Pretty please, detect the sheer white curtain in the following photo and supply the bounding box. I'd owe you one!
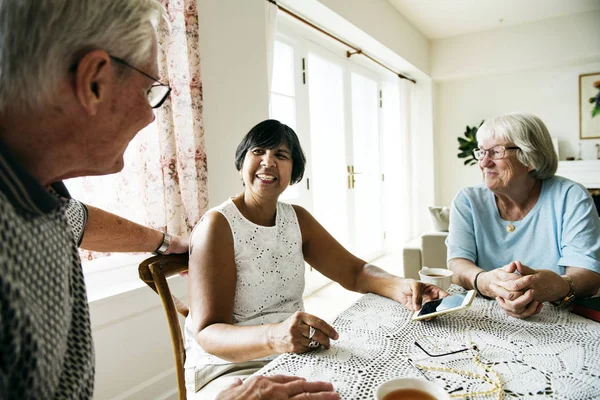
[265,1,278,93]
[382,78,416,250]
[398,79,418,242]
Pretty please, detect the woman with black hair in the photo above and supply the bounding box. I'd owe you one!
[184,120,446,399]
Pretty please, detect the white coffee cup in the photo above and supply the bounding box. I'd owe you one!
[376,377,450,400]
[418,267,453,291]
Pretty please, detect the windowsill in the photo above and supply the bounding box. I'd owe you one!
[83,253,153,303]
[83,252,402,304]
[83,252,335,304]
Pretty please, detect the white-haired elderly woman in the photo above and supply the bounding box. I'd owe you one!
[447,113,600,319]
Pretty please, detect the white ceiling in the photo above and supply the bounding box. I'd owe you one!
[387,0,600,40]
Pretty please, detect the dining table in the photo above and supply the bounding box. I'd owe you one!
[254,286,600,399]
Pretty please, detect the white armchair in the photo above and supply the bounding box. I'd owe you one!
[401,206,450,280]
[402,231,449,280]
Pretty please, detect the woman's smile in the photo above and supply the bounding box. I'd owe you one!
[256,173,278,183]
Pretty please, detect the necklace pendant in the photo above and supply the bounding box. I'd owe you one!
[506,223,515,233]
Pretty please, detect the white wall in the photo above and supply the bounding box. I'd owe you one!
[197,0,271,207]
[431,11,600,80]
[316,0,430,75]
[433,11,600,207]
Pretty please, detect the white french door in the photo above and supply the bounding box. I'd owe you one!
[305,49,350,250]
[270,27,399,292]
[348,68,383,261]
[303,41,384,261]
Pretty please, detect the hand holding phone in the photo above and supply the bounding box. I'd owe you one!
[412,290,476,321]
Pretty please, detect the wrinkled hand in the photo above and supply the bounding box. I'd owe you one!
[396,279,448,311]
[490,261,568,316]
[164,234,189,255]
[478,262,531,301]
[268,311,338,354]
[217,375,340,400]
[486,261,545,319]
[161,234,189,276]
[495,291,543,319]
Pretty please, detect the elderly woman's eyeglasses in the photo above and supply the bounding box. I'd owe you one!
[109,56,172,109]
[473,145,520,161]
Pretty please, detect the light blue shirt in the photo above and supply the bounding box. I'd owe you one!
[446,176,600,275]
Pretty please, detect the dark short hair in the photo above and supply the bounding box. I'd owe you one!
[234,119,306,184]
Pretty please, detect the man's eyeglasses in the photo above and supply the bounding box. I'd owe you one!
[110,55,171,109]
[414,336,475,358]
[473,145,520,161]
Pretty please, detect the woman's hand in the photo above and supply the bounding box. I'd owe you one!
[479,262,533,300]
[267,311,339,354]
[495,290,543,318]
[218,375,340,400]
[491,261,568,303]
[396,279,448,311]
[486,261,547,318]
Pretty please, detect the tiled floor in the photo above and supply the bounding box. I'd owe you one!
[304,250,403,323]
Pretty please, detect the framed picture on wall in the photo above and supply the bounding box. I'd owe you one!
[579,72,600,139]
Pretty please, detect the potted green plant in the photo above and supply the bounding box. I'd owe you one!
[590,80,600,118]
[457,121,484,166]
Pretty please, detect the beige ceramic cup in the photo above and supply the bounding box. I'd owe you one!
[418,267,453,291]
[376,377,450,400]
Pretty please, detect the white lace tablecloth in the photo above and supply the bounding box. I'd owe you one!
[255,287,600,399]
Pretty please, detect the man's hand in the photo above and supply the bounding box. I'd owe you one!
[396,279,448,311]
[163,234,189,255]
[217,375,340,399]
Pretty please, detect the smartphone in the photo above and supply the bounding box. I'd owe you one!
[412,290,476,321]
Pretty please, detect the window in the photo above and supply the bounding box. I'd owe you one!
[64,121,163,261]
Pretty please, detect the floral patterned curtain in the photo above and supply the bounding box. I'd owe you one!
[155,0,209,234]
[65,0,208,261]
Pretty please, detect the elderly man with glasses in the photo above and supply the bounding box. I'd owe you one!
[446,113,600,319]
[0,1,338,399]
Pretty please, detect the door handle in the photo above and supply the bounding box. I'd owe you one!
[349,165,362,175]
[347,165,361,189]
[347,165,352,189]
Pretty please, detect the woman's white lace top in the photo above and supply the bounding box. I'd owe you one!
[184,198,306,368]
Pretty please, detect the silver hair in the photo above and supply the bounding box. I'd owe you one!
[477,113,558,180]
[0,0,163,113]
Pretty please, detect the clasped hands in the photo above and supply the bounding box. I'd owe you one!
[477,261,568,318]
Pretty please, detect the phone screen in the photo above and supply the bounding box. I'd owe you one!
[416,292,467,316]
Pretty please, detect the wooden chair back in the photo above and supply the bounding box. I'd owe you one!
[138,253,189,400]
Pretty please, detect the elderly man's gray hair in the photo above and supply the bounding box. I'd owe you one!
[477,113,558,180]
[0,0,163,113]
